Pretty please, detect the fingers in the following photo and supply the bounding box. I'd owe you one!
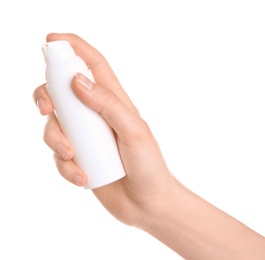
[46,33,137,114]
[33,84,87,186]
[53,154,88,187]
[44,113,74,161]
[32,84,53,115]
[73,73,152,146]
[44,113,88,187]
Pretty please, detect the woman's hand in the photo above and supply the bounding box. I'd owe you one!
[33,33,176,230]
[34,33,265,259]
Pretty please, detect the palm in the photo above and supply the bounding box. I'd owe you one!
[92,137,171,227]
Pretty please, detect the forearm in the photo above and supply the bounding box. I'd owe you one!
[144,178,265,259]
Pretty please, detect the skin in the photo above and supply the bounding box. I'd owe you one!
[33,33,265,259]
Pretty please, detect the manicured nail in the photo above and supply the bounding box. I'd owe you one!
[56,144,71,160]
[73,175,86,187]
[75,73,94,90]
[37,98,45,113]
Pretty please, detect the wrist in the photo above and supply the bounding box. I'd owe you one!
[138,175,184,232]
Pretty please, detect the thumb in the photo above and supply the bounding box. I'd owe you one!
[72,73,151,146]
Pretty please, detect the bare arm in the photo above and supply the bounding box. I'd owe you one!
[145,180,265,259]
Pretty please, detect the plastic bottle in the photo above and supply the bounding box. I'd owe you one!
[42,40,126,189]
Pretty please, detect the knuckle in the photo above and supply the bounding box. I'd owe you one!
[43,125,50,145]
[126,118,152,143]
[43,115,53,144]
[32,84,45,103]
[100,88,120,114]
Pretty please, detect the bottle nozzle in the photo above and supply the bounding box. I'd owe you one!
[42,40,75,65]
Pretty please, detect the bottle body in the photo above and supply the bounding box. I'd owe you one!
[43,41,126,189]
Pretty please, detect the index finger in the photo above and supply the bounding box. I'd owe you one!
[46,33,137,113]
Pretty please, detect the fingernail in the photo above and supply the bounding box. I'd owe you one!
[73,175,86,187]
[56,144,72,160]
[75,73,94,90]
[37,98,45,113]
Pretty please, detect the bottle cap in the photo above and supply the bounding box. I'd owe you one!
[42,40,75,65]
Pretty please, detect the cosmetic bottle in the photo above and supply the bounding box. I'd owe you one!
[42,40,126,189]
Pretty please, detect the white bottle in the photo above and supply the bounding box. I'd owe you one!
[42,40,126,189]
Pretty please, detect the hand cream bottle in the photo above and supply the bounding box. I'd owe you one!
[42,40,126,189]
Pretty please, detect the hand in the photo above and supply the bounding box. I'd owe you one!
[33,33,176,230]
[34,33,265,259]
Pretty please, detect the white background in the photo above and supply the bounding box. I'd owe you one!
[0,1,264,259]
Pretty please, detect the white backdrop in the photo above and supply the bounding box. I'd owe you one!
[0,1,264,259]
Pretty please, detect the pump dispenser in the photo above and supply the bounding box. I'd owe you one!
[42,40,126,189]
